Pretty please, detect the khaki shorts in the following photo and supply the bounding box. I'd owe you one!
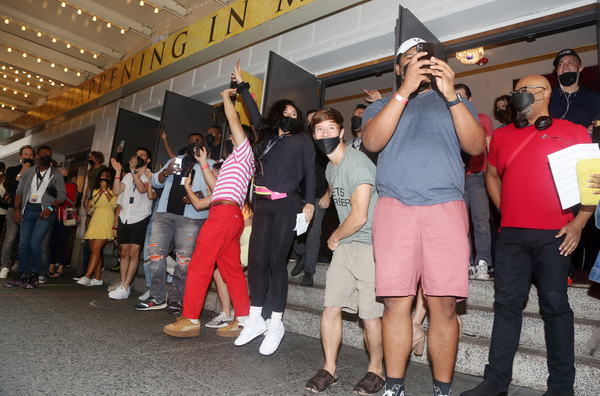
[324,242,383,319]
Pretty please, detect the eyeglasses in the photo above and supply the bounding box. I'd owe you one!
[510,86,546,95]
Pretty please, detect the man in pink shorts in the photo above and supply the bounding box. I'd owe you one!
[361,37,485,396]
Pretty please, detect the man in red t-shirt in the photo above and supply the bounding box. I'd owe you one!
[462,75,594,396]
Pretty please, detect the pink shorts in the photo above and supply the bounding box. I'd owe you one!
[373,197,469,299]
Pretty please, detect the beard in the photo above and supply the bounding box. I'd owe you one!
[397,64,431,96]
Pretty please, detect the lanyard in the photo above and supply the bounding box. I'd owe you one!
[36,169,47,191]
[260,133,289,160]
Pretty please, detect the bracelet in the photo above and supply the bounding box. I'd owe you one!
[115,176,120,180]
[47,206,54,211]
[394,93,408,104]
[201,164,209,170]
[112,227,117,230]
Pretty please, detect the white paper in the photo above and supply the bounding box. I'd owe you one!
[547,143,600,209]
[294,213,309,236]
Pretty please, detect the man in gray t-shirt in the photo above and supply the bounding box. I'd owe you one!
[304,108,384,396]
[361,37,485,396]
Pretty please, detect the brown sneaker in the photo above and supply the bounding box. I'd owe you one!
[217,318,242,337]
[163,317,200,337]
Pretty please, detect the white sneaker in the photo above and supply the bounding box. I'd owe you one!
[107,281,122,292]
[259,321,285,355]
[76,276,91,286]
[0,267,9,279]
[87,278,103,286]
[108,285,130,300]
[138,290,150,301]
[474,260,490,280]
[468,265,477,279]
[38,275,47,284]
[205,311,235,328]
[234,317,267,346]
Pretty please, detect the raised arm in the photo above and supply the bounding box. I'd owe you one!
[233,60,262,130]
[110,158,125,195]
[221,88,246,148]
[161,126,176,160]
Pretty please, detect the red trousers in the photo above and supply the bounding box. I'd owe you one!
[182,204,250,320]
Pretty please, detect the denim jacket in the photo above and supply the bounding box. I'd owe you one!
[151,155,214,220]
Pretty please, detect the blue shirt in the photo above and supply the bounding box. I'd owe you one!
[363,89,479,206]
[151,155,215,219]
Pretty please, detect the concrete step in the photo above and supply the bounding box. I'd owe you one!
[102,270,599,394]
[287,261,599,321]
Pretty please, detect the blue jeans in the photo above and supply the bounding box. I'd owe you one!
[18,204,56,275]
[465,172,492,265]
[148,212,204,303]
[589,205,600,283]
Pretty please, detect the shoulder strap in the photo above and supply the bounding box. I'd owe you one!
[501,130,538,178]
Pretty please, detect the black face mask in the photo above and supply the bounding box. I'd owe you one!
[100,178,111,185]
[314,136,340,155]
[351,116,363,131]
[511,92,535,113]
[39,156,52,168]
[279,116,299,133]
[22,158,35,166]
[496,109,508,120]
[88,159,95,166]
[205,134,216,148]
[136,156,146,168]
[558,71,578,87]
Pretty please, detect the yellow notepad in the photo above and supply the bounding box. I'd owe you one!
[576,158,600,205]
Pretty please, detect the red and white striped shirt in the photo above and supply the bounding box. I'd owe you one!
[211,138,255,207]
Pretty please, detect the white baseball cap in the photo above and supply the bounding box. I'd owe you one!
[396,37,426,57]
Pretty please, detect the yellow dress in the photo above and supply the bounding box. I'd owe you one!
[84,188,118,240]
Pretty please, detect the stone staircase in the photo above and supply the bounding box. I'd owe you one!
[101,251,600,394]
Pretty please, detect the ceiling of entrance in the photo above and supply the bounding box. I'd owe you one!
[0,0,233,125]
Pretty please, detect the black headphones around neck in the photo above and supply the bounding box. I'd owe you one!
[513,115,553,131]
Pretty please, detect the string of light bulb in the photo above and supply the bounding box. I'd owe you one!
[1,44,83,79]
[55,1,137,34]
[0,103,18,111]
[0,85,31,98]
[137,1,162,14]
[1,63,67,90]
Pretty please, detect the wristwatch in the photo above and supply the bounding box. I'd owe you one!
[446,93,464,108]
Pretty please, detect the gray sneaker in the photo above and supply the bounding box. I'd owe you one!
[475,260,490,280]
[205,311,234,328]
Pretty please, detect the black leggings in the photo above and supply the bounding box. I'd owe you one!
[249,194,301,312]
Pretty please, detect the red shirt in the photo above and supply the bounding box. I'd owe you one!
[488,119,591,229]
[467,113,494,174]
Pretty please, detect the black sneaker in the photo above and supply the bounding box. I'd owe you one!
[166,300,182,315]
[385,383,406,396]
[300,273,314,287]
[290,255,305,276]
[23,274,40,289]
[4,273,27,288]
[460,378,508,396]
[134,297,167,311]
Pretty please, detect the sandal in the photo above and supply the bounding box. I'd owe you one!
[49,272,63,278]
[305,369,338,393]
[353,372,385,395]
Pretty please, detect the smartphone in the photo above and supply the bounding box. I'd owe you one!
[117,140,125,151]
[195,140,202,156]
[173,157,182,175]
[415,42,437,90]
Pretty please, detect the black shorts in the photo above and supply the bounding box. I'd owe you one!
[117,216,150,246]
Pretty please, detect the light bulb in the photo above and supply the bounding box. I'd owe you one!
[37,58,41,63]
[21,25,26,31]
[154,7,159,13]
[121,28,125,34]
[37,32,42,37]
[92,16,97,21]
[40,78,43,82]
[93,54,98,59]
[51,63,55,67]
[37,85,41,89]
[77,9,82,15]
[80,48,84,54]
[24,94,27,98]
[66,43,71,48]
[14,78,18,82]
[27,82,30,86]
[1,104,4,107]
[51,82,55,86]
[140,0,144,5]
[7,47,11,52]
[27,74,31,78]
[61,2,66,7]
[106,22,111,28]
[2,88,5,91]
[11,106,15,110]
[22,53,27,58]
[15,70,18,74]
[4,19,8,24]
[77,71,81,76]
[1,66,3,70]
[13,90,17,94]
[64,67,68,72]
[52,37,57,43]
